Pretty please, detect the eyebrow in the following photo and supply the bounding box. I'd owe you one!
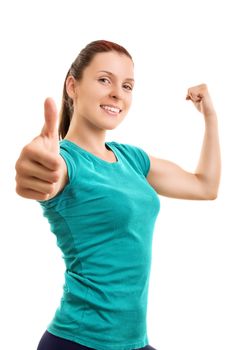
[97,70,135,82]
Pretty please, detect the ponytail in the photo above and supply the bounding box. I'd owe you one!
[58,71,74,140]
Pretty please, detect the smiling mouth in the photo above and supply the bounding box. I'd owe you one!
[100,105,122,114]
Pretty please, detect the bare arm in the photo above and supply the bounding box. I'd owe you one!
[15,98,68,201]
[146,84,221,200]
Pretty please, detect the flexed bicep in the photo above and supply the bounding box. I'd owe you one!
[146,155,213,200]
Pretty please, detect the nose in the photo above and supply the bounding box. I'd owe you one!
[109,84,123,100]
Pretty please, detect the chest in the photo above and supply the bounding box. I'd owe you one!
[67,164,160,227]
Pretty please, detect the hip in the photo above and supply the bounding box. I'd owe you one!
[37,330,157,350]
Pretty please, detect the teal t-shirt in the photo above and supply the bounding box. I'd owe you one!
[39,139,160,350]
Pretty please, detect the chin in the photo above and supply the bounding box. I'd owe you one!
[99,124,118,131]
[105,125,118,130]
[97,119,124,131]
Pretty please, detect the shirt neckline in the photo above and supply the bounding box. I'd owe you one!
[61,139,120,166]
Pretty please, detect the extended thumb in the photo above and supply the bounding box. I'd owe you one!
[42,97,58,138]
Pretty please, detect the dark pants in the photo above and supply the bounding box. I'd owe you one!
[37,330,157,350]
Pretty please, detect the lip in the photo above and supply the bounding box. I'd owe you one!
[100,104,122,113]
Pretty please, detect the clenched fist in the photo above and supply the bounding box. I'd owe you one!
[186,83,216,118]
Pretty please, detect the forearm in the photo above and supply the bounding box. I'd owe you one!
[195,112,221,198]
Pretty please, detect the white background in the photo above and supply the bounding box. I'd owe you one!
[1,1,232,349]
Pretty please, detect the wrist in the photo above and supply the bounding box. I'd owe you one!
[203,112,218,128]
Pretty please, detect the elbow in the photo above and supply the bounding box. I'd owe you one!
[203,188,219,200]
[195,175,220,200]
[206,193,218,200]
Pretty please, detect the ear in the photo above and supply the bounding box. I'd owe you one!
[66,76,78,99]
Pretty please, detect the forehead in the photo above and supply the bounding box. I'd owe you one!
[86,51,134,79]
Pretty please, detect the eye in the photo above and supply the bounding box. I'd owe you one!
[123,84,133,91]
[98,77,111,85]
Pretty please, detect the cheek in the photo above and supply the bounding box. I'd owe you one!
[79,93,100,112]
[125,96,132,109]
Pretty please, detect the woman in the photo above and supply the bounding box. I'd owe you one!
[15,40,221,350]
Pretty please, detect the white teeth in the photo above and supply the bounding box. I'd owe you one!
[101,105,121,113]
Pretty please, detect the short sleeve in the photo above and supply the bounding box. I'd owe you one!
[131,145,151,177]
[113,142,151,177]
[59,143,77,184]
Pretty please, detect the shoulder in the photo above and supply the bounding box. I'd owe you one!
[109,141,146,154]
[109,141,150,177]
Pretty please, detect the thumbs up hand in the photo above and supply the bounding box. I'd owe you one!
[15,98,67,201]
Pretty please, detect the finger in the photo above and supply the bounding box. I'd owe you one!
[17,176,56,195]
[33,151,62,171]
[186,91,202,103]
[41,97,58,138]
[22,143,62,171]
[15,186,50,201]
[192,94,203,103]
[16,158,60,183]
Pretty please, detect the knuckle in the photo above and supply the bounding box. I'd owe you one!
[15,184,20,195]
[34,191,49,201]
[47,183,56,195]
[15,157,22,172]
[52,158,62,170]
[15,184,24,197]
[15,159,23,173]
[22,143,33,155]
[15,173,20,184]
[15,172,25,188]
[15,160,20,173]
[15,158,28,176]
[39,193,50,201]
[22,142,39,160]
[51,170,60,183]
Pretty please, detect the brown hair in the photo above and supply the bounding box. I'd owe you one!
[59,40,133,139]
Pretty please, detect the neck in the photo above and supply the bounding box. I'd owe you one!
[65,120,109,156]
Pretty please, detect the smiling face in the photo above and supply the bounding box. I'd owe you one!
[67,51,134,131]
